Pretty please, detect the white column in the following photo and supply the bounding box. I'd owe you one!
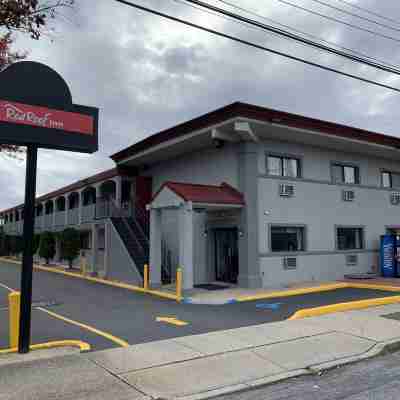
[91,223,98,275]
[41,203,45,230]
[149,207,162,287]
[65,195,69,226]
[78,190,83,225]
[52,200,56,229]
[179,202,194,290]
[114,176,122,208]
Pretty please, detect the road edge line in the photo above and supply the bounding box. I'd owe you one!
[0,257,181,302]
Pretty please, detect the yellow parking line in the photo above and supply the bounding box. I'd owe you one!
[156,316,189,326]
[0,340,91,354]
[37,307,129,348]
[0,282,14,292]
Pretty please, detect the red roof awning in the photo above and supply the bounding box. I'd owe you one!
[152,182,245,206]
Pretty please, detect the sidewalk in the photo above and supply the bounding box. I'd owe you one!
[3,304,400,400]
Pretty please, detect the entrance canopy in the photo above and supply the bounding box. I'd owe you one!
[150,181,245,210]
[148,182,244,290]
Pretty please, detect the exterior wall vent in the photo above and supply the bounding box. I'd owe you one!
[390,192,400,205]
[343,190,355,202]
[346,254,358,266]
[283,257,297,270]
[279,184,295,197]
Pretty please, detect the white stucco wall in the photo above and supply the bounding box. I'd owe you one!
[257,139,400,287]
[146,143,240,193]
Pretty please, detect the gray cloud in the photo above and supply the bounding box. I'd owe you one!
[1,0,399,209]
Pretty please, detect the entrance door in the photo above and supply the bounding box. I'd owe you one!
[214,228,239,284]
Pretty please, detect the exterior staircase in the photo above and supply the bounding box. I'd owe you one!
[110,216,149,278]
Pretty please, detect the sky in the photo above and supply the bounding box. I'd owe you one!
[1,0,400,209]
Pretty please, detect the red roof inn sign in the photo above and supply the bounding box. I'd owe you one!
[0,61,98,152]
[0,62,99,354]
[0,100,94,135]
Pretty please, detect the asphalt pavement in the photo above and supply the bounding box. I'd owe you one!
[215,349,400,400]
[0,259,399,352]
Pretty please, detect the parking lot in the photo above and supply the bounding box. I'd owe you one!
[0,259,398,352]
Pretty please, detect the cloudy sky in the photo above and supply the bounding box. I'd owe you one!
[1,0,400,209]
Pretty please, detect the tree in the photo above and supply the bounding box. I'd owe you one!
[60,227,80,268]
[38,231,55,264]
[0,0,74,40]
[0,33,26,156]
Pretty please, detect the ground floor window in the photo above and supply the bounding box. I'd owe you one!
[270,226,305,252]
[80,231,91,250]
[336,227,364,250]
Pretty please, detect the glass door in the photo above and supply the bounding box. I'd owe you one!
[214,228,239,284]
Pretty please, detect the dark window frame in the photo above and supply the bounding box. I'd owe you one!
[331,162,360,185]
[266,154,302,178]
[269,224,307,253]
[381,170,400,189]
[335,226,365,251]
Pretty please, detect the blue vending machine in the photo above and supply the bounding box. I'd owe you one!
[380,235,400,277]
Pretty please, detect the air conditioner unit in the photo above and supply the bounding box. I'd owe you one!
[390,192,400,205]
[343,190,355,202]
[279,184,295,197]
[346,254,358,266]
[283,257,297,270]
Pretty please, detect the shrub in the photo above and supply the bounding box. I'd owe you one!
[39,231,55,264]
[60,228,80,269]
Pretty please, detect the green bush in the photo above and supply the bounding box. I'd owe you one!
[39,231,55,264]
[60,228,80,269]
[33,234,40,255]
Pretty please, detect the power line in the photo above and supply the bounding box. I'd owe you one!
[334,0,400,26]
[111,0,400,93]
[214,0,400,72]
[307,0,400,33]
[182,0,400,76]
[273,0,400,44]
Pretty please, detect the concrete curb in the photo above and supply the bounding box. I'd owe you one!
[289,295,400,320]
[175,337,400,400]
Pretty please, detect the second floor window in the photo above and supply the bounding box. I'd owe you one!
[332,163,359,185]
[382,171,400,189]
[267,155,300,178]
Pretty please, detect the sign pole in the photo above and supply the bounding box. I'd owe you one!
[18,144,38,354]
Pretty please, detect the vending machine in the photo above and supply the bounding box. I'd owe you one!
[380,235,400,277]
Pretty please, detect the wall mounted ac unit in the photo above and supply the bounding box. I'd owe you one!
[346,254,358,266]
[391,192,400,205]
[343,190,355,202]
[283,257,297,270]
[279,184,295,197]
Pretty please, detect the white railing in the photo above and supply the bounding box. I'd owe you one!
[55,211,66,227]
[68,208,79,225]
[44,214,53,229]
[81,204,95,223]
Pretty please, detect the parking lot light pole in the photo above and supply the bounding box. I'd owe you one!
[18,144,38,353]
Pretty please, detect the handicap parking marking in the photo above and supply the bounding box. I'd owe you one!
[255,302,283,310]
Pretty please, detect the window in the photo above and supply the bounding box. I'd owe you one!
[267,155,300,178]
[271,226,305,252]
[332,163,359,184]
[382,171,400,189]
[336,227,364,250]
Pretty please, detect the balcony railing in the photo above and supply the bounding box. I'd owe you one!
[68,208,79,225]
[55,211,66,227]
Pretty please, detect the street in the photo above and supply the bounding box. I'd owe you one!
[216,350,400,400]
[0,259,398,351]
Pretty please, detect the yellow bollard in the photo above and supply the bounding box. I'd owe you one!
[176,268,182,301]
[144,264,149,291]
[8,291,20,349]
